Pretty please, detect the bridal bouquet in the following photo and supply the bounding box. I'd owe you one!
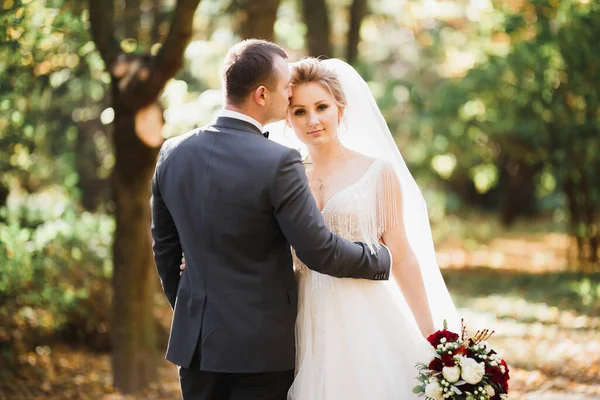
[413,320,509,400]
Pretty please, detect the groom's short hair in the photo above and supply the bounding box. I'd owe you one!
[223,39,288,105]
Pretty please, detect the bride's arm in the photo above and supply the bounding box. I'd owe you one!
[382,221,435,338]
[378,165,435,338]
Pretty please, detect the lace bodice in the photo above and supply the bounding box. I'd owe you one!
[294,157,400,274]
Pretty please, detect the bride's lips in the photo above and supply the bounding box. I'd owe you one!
[308,129,324,135]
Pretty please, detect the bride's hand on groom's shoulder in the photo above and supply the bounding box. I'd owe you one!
[180,254,186,276]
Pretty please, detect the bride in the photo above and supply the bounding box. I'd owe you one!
[267,58,461,399]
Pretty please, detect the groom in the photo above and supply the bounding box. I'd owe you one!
[151,39,392,400]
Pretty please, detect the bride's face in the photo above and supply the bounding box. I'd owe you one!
[287,82,343,148]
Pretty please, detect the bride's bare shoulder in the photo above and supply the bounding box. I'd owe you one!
[346,151,376,169]
[346,151,391,175]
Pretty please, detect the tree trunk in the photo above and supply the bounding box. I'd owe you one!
[583,101,600,269]
[499,158,541,226]
[151,0,165,44]
[580,167,599,266]
[564,173,585,266]
[241,0,281,41]
[89,0,202,392]
[0,182,8,220]
[124,0,141,39]
[346,0,367,64]
[301,0,332,57]
[110,96,161,392]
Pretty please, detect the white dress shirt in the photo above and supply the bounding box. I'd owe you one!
[217,109,264,133]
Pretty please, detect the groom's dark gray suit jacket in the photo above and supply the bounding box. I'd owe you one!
[151,116,391,373]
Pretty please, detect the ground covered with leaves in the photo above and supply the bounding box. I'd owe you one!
[1,229,599,399]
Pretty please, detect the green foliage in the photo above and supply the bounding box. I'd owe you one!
[0,0,109,197]
[417,0,600,262]
[0,189,114,365]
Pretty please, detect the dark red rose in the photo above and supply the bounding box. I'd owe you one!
[429,357,443,372]
[500,359,510,377]
[441,353,456,367]
[500,360,510,392]
[461,383,475,393]
[487,365,503,383]
[427,329,459,347]
[487,362,510,393]
[455,345,467,356]
[466,347,477,358]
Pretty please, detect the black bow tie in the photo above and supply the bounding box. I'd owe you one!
[263,131,269,139]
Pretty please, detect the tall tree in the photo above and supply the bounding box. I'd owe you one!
[241,0,282,41]
[301,0,332,57]
[87,0,202,392]
[346,0,368,64]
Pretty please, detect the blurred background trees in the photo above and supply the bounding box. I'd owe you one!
[1,0,599,397]
[425,0,600,267]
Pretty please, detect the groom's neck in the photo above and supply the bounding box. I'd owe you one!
[224,103,265,126]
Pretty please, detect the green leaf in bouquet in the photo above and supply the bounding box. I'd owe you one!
[415,362,429,371]
[412,385,425,394]
[417,375,428,383]
[443,319,448,330]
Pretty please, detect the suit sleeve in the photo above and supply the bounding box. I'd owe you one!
[272,149,390,280]
[151,156,183,309]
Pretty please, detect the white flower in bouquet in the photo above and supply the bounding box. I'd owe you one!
[442,365,461,383]
[484,384,496,397]
[460,357,485,384]
[424,379,443,400]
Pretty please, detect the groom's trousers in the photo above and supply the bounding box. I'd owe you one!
[178,367,294,400]
[179,351,293,400]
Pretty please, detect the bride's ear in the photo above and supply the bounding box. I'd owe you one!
[338,105,345,122]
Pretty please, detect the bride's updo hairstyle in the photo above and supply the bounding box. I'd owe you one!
[289,58,347,112]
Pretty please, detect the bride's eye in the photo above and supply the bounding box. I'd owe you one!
[294,109,305,116]
[317,104,328,111]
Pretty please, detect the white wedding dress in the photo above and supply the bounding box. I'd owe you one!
[288,157,433,400]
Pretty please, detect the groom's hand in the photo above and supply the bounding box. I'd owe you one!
[180,254,186,276]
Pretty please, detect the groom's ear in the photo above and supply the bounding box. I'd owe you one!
[254,86,267,107]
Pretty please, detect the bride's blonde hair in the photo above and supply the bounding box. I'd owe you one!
[289,58,347,111]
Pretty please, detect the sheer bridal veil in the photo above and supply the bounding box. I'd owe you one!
[267,59,461,333]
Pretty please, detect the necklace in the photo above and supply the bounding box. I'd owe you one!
[307,147,348,192]
[311,163,345,192]
[316,178,324,191]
